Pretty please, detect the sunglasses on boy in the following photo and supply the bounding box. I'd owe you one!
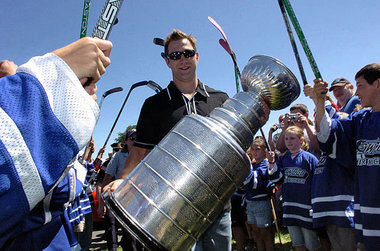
[166,49,196,60]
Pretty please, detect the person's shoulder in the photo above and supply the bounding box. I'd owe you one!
[259,159,269,168]
[199,81,228,96]
[350,95,361,104]
[300,150,319,161]
[350,107,371,119]
[143,84,170,106]
[278,151,289,160]
[204,84,228,97]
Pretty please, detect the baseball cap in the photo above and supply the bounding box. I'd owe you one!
[110,142,122,150]
[329,78,351,92]
[126,129,136,139]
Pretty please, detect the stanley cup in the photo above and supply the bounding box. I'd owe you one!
[104,55,300,250]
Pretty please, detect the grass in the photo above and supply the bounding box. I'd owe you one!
[230,225,295,251]
[273,226,295,251]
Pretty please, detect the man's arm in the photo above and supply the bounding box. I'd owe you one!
[106,146,151,192]
[121,146,151,178]
[96,173,113,217]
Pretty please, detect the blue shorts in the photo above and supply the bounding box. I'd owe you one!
[246,199,272,227]
[287,226,321,250]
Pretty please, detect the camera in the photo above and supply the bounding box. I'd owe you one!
[288,113,299,120]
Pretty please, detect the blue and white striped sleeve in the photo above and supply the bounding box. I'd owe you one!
[0,53,99,240]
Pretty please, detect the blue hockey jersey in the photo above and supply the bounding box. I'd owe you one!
[311,155,354,228]
[311,102,354,228]
[243,160,274,201]
[317,108,380,249]
[269,150,318,229]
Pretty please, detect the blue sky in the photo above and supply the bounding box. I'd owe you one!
[2,0,380,156]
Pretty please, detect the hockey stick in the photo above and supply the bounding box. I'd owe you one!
[80,0,125,162]
[82,86,123,163]
[153,37,164,46]
[271,195,283,245]
[102,80,162,148]
[280,0,322,80]
[80,0,91,38]
[98,86,123,109]
[209,18,273,148]
[219,39,241,94]
[83,0,124,87]
[208,16,241,93]
[278,0,308,86]
[92,0,124,40]
[153,37,167,59]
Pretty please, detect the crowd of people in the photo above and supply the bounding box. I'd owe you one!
[1,27,380,251]
[232,73,378,251]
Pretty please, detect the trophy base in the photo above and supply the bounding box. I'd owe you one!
[103,193,168,251]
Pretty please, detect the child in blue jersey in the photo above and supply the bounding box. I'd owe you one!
[304,84,356,251]
[267,126,320,251]
[243,138,274,251]
[313,62,380,251]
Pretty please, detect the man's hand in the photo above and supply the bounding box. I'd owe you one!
[103,178,124,193]
[293,113,308,129]
[282,113,294,128]
[52,37,112,85]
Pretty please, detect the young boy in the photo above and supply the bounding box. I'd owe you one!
[313,62,380,250]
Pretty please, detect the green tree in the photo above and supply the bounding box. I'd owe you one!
[114,125,136,143]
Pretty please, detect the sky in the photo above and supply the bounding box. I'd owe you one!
[1,0,380,156]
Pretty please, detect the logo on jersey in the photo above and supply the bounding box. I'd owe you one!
[314,155,326,175]
[356,139,380,166]
[284,167,309,184]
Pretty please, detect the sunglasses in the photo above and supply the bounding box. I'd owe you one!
[129,136,136,141]
[166,49,196,60]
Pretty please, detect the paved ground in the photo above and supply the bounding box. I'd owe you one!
[90,222,108,250]
[90,221,125,250]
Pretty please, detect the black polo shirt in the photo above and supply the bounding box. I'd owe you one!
[134,80,228,149]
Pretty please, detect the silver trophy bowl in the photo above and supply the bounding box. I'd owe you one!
[104,55,300,250]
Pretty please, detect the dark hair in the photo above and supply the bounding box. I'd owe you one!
[164,29,197,56]
[290,104,308,115]
[355,62,380,85]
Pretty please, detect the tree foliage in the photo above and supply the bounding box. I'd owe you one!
[114,125,136,143]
